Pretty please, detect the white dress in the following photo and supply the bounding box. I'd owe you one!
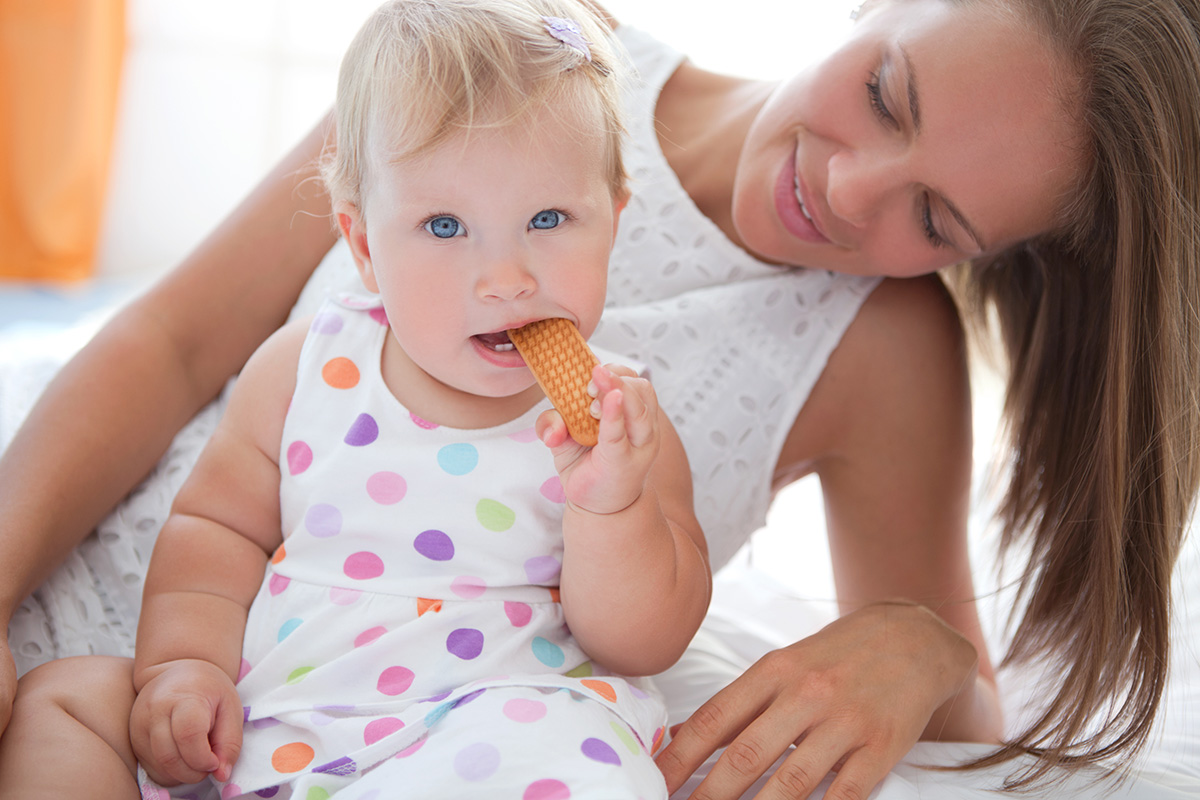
[139,295,668,799]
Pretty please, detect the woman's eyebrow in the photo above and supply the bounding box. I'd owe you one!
[902,44,986,252]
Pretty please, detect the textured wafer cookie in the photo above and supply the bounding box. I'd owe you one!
[508,318,600,446]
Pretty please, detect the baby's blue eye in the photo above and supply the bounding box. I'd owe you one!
[425,216,464,238]
[529,210,564,230]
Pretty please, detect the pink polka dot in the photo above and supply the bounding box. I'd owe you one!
[504,601,532,627]
[355,626,386,647]
[369,307,389,326]
[377,666,415,696]
[330,587,362,605]
[364,717,404,746]
[508,427,538,443]
[237,658,252,682]
[286,441,313,475]
[410,413,439,430]
[395,738,426,758]
[524,779,570,800]
[454,742,500,781]
[366,471,406,504]
[221,785,243,800]
[540,476,566,504]
[269,574,290,596]
[503,698,547,723]
[450,575,486,599]
[344,551,384,580]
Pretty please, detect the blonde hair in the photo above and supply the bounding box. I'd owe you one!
[944,0,1200,786]
[321,0,628,218]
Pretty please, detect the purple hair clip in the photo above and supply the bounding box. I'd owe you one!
[542,16,592,62]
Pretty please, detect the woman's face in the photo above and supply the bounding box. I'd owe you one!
[732,0,1084,277]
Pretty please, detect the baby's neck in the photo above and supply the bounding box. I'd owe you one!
[378,332,546,430]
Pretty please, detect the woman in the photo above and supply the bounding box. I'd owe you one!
[1,0,1197,797]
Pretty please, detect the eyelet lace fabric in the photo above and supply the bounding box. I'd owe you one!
[5,25,877,676]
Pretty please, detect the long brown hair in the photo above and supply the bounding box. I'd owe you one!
[949,0,1200,786]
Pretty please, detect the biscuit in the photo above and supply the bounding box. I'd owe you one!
[508,318,600,446]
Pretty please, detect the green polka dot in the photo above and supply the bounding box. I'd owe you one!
[287,666,315,685]
[306,789,331,800]
[610,720,640,755]
[565,661,594,678]
[476,499,516,532]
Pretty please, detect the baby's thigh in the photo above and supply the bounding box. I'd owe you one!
[349,685,666,799]
[0,655,138,795]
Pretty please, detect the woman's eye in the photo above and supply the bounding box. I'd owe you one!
[529,210,565,230]
[866,72,897,128]
[424,215,464,238]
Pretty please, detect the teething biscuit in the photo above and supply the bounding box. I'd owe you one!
[508,318,600,446]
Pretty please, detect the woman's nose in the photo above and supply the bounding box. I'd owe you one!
[824,149,899,227]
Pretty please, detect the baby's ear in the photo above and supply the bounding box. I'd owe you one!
[335,201,378,293]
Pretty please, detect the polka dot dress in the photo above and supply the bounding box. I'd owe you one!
[138,295,668,800]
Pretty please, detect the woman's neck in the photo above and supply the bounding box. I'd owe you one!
[654,62,775,246]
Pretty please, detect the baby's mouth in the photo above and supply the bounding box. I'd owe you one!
[474,331,516,352]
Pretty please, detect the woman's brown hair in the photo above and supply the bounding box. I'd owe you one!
[948,0,1200,786]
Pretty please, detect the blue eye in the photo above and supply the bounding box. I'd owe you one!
[529,210,565,230]
[424,215,464,238]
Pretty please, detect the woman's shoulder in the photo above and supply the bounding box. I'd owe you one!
[776,275,970,481]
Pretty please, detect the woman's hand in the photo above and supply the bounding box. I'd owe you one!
[131,659,244,787]
[655,601,982,800]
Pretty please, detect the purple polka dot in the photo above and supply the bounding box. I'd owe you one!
[453,742,501,781]
[413,530,454,561]
[377,666,414,696]
[310,312,344,334]
[581,737,621,765]
[305,503,342,538]
[446,628,484,660]
[524,555,561,584]
[524,779,570,800]
[366,471,406,504]
[364,717,404,745]
[255,787,280,798]
[504,601,532,627]
[345,413,379,446]
[452,689,486,708]
[286,441,313,475]
[540,476,566,504]
[314,756,357,776]
[251,717,281,730]
[344,551,384,580]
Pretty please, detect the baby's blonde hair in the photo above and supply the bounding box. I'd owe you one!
[322,0,628,217]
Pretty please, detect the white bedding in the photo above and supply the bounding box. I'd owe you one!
[2,323,1197,798]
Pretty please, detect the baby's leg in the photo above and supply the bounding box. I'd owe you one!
[0,655,139,798]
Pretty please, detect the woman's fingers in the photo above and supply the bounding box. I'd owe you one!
[656,678,768,793]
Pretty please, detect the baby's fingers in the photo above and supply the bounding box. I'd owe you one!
[169,697,222,779]
[209,695,244,782]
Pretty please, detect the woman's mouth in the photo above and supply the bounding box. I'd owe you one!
[774,153,829,245]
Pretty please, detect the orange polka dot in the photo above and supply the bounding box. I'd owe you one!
[270,544,286,564]
[322,357,360,389]
[272,742,315,773]
[417,597,442,616]
[581,679,617,703]
[548,587,561,603]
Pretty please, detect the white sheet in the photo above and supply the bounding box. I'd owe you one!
[2,322,1198,799]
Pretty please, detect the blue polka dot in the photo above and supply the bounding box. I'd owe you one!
[531,637,565,668]
[278,618,303,642]
[437,443,479,475]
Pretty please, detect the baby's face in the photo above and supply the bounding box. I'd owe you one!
[355,107,621,402]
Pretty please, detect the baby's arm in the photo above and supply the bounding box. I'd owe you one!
[131,320,308,786]
[539,366,711,676]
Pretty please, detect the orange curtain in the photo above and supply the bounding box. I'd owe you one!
[0,0,125,281]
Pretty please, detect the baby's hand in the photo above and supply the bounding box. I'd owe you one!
[131,659,243,786]
[537,364,660,514]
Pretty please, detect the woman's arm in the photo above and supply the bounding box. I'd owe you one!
[658,275,1001,800]
[0,114,337,733]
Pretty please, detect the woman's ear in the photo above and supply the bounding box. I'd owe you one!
[335,200,379,293]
